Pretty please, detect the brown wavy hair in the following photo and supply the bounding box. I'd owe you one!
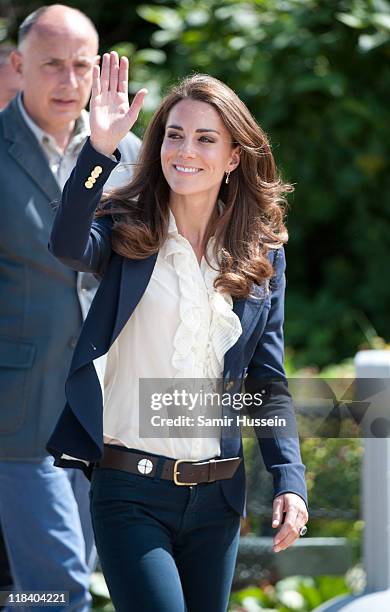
[97,74,292,298]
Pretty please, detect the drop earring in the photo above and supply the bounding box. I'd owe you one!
[225,171,231,184]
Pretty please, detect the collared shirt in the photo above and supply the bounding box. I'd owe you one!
[103,210,243,461]
[17,93,90,190]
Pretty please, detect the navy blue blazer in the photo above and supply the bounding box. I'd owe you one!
[46,138,307,517]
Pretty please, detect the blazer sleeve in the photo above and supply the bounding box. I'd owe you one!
[49,138,120,275]
[245,247,308,509]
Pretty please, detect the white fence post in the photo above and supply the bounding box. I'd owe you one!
[314,350,390,611]
[355,350,390,592]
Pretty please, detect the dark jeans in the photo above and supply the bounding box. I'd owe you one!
[90,451,241,612]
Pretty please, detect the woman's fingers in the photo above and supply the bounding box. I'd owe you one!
[91,64,101,100]
[272,496,284,528]
[108,51,119,92]
[100,52,128,95]
[273,506,299,552]
[118,56,129,94]
[97,52,144,133]
[100,52,110,94]
[127,88,148,125]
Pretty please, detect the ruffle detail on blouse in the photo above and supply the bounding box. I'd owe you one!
[163,234,203,377]
[163,212,242,380]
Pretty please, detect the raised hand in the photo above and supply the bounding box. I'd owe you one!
[89,51,147,157]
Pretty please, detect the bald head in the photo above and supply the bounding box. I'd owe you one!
[11,4,100,141]
[18,4,99,52]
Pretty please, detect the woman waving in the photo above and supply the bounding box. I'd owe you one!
[47,51,308,612]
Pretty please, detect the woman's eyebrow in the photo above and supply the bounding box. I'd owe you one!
[166,124,220,134]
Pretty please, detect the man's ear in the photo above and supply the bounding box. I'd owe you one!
[227,145,241,172]
[10,51,23,75]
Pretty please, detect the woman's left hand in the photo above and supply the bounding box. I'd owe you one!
[271,493,309,553]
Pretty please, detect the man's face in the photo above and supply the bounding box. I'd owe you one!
[12,21,98,133]
[0,61,21,109]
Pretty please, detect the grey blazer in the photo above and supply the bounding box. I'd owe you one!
[0,97,141,458]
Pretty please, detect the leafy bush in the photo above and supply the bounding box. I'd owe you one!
[129,0,390,368]
[229,574,354,611]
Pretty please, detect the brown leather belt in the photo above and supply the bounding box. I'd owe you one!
[96,446,242,486]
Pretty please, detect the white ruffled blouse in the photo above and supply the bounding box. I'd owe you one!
[102,208,242,460]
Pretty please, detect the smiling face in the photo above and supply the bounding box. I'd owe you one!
[160,99,240,202]
[11,7,98,134]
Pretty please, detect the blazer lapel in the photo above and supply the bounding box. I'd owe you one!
[110,253,159,344]
[221,283,270,455]
[3,98,61,203]
[224,284,270,377]
[69,253,159,374]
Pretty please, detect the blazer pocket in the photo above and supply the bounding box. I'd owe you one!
[0,338,36,433]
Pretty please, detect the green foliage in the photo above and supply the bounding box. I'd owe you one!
[300,438,363,549]
[243,355,363,549]
[302,439,362,511]
[129,0,390,368]
[243,433,363,552]
[229,574,352,611]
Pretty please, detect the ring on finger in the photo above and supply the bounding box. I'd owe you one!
[299,525,308,537]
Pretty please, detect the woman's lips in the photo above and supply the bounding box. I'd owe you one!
[173,164,202,174]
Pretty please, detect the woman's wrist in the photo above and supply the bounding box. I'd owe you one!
[89,138,117,158]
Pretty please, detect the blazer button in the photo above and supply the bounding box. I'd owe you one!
[91,167,102,178]
[85,180,94,189]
